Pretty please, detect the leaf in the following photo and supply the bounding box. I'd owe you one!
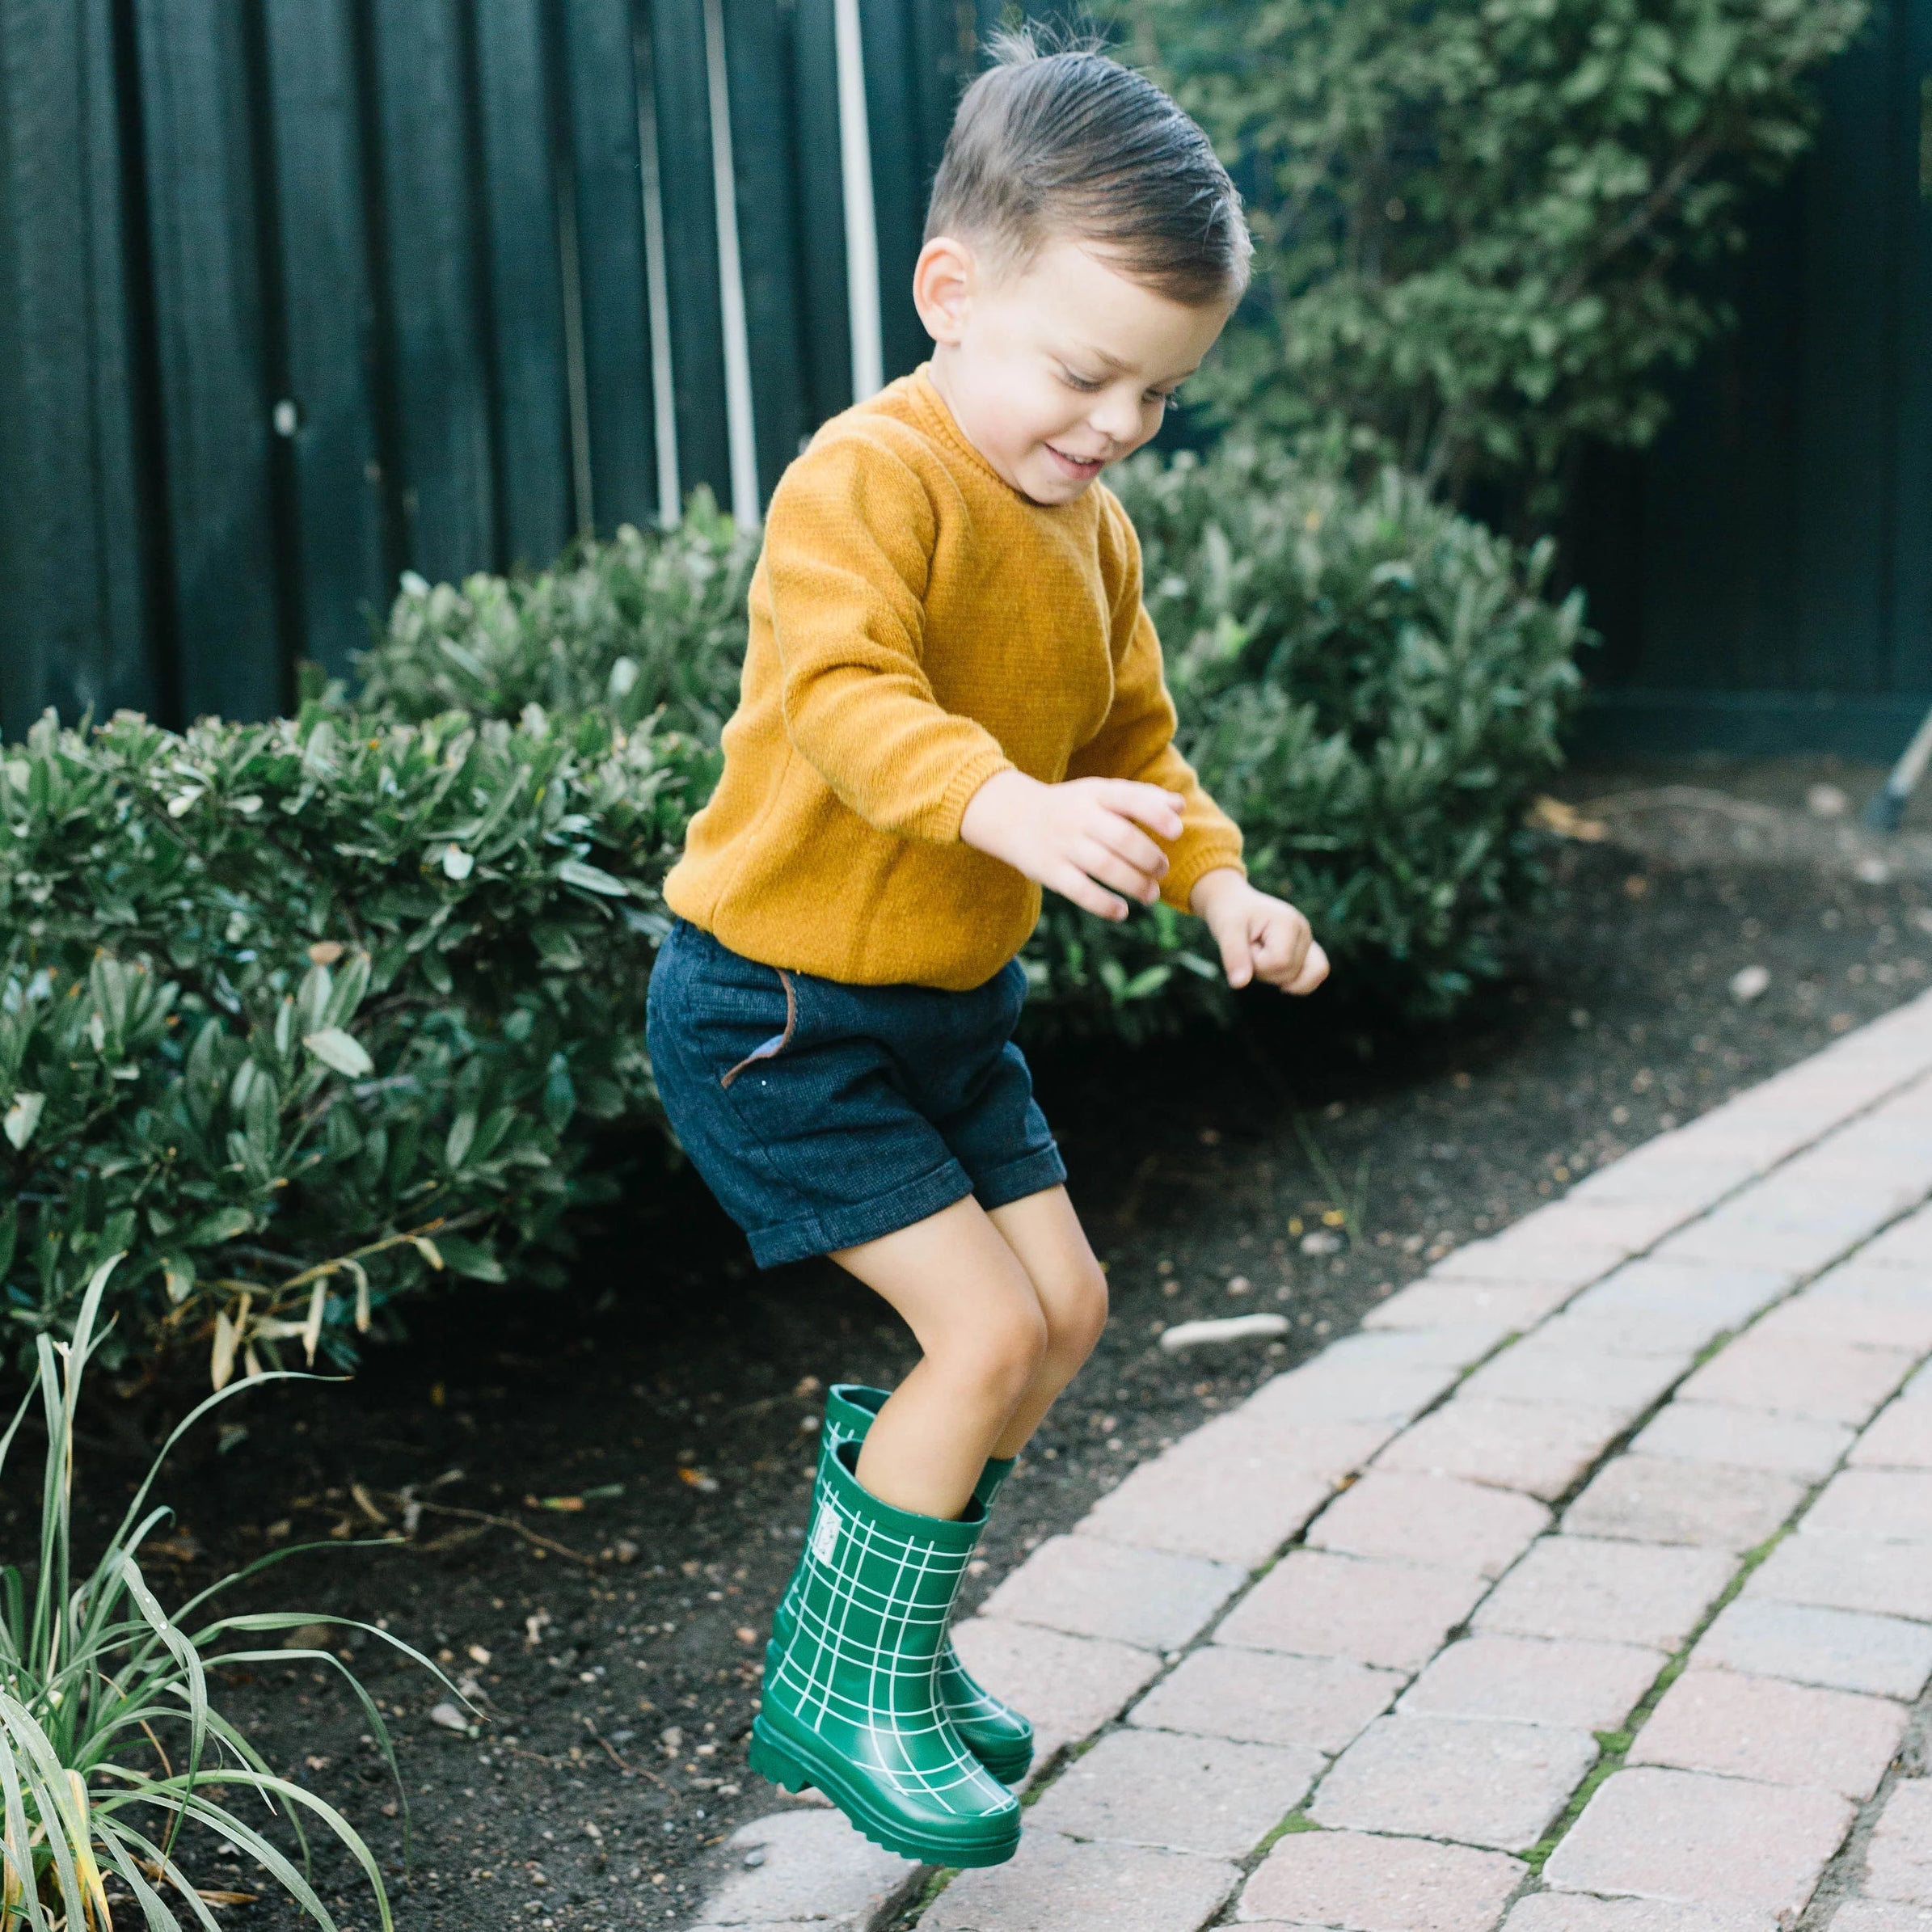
[303,1028,374,1078]
[434,1236,505,1283]
[557,858,630,897]
[211,1306,242,1391]
[2,1091,44,1149]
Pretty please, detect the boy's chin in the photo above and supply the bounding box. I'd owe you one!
[1015,459,1101,506]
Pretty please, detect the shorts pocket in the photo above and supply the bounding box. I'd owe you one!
[719,968,799,1089]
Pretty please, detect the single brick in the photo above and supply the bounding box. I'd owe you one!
[1239,1356,1463,1428]
[1307,1472,1551,1579]
[1755,1283,1932,1356]
[1856,1207,1932,1268]
[1656,1217,1863,1275]
[1218,1550,1489,1672]
[1853,1402,1932,1470]
[1745,1533,1932,1623]
[1077,1453,1335,1568]
[1827,1906,1932,1932]
[947,1617,1162,1750]
[1500,1194,1709,1257]
[1807,1470,1932,1545]
[1504,1900,1779,1932]
[1571,1261,1792,1331]
[1400,1634,1664,1732]
[1536,1304,1732,1361]
[1365,1277,1575,1332]
[1374,1398,1631,1502]
[1630,1401,1854,1481]
[1321,1325,1518,1371]
[1473,1536,1736,1652]
[1567,1147,1765,1209]
[1428,1239,1629,1291]
[977,1535,1243,1653]
[1563,1454,1808,1552]
[1129,1643,1403,1754]
[1459,1342,1686,1418]
[1629,1666,1908,1799]
[1186,1409,1399,1487]
[1676,1332,1917,1428]
[1864,1781,1932,1908]
[1310,1714,1601,1852]
[695,1809,924,1927]
[1543,1767,1854,1919]
[1695,1598,1932,1700]
[1238,1829,1525,1932]
[1026,1728,1322,1859]
[926,1829,1238,1932]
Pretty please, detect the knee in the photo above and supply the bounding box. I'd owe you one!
[949,1299,1049,1402]
[1044,1259,1109,1368]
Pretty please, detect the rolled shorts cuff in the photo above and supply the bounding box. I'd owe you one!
[969,1143,1069,1213]
[745,1161,977,1270]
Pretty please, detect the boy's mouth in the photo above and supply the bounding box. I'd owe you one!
[1044,443,1107,482]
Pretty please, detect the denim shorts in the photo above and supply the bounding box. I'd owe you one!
[644,918,1067,1268]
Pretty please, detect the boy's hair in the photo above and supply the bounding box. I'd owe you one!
[925,31,1251,306]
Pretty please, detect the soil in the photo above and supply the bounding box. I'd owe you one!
[12,753,1932,1932]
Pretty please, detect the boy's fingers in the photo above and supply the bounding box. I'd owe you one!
[1103,782,1187,837]
[1285,941,1330,995]
[1052,863,1129,923]
[1076,839,1161,905]
[1217,924,1254,989]
[1090,817,1170,880]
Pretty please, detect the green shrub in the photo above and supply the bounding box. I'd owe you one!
[1027,447,1588,1032]
[1,703,696,1369]
[356,491,757,746]
[1111,0,1866,524]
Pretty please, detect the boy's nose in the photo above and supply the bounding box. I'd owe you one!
[1088,390,1145,445]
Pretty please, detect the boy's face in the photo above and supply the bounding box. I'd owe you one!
[914,234,1234,506]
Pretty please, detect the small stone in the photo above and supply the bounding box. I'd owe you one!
[1630,1667,1908,1799]
[1730,964,1771,1002]
[1474,1536,1735,1651]
[1027,1728,1322,1858]
[1544,1767,1853,1919]
[1865,1781,1932,1906]
[1563,1454,1808,1552]
[1217,1550,1489,1672]
[1630,1402,1854,1481]
[925,1829,1237,1932]
[1158,1313,1289,1353]
[977,1535,1243,1653]
[1400,1634,1664,1732]
[428,1702,469,1732]
[1307,1471,1550,1578]
[695,1809,924,1927]
[1239,1829,1525,1932]
[1310,1715,1600,1852]
[1130,1643,1403,1753]
[1695,1597,1932,1699]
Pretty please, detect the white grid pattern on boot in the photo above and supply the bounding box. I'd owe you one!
[770,1487,989,1807]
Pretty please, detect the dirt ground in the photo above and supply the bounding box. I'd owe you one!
[15,753,1932,1930]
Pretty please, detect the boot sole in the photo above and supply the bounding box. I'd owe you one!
[766,1636,1033,1786]
[748,1715,1020,1868]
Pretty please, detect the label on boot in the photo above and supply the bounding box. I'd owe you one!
[809,1500,841,1567]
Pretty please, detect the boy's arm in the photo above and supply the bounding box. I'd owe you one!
[764,437,1014,842]
[1065,496,1246,913]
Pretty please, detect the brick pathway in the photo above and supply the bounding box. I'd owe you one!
[694,991,1932,1932]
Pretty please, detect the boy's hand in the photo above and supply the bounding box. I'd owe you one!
[960,770,1186,922]
[1190,867,1329,994]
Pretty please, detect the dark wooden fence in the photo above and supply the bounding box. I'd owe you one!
[2,1,1929,753]
[0,0,1000,740]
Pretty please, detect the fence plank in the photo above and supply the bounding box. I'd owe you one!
[859,0,926,382]
[262,0,388,685]
[560,0,660,534]
[133,0,282,722]
[1883,0,1932,694]
[0,0,154,738]
[721,0,807,494]
[475,0,572,567]
[789,0,850,427]
[368,0,496,583]
[648,0,731,505]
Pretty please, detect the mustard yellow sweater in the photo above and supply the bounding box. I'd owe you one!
[663,368,1245,989]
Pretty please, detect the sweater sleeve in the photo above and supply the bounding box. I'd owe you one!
[761,431,1015,842]
[1066,491,1247,913]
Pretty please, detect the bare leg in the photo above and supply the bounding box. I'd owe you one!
[982,1187,1109,1459]
[831,1196,1048,1521]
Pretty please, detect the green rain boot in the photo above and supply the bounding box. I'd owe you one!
[751,1438,1022,1867]
[772,1385,1034,1783]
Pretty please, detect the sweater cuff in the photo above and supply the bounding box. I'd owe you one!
[936,745,1019,844]
[1162,841,1247,915]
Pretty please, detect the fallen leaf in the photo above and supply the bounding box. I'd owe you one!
[1527,795,1606,841]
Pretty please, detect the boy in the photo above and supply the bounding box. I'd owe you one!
[644,36,1327,1867]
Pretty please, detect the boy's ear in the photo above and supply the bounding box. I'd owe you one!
[913,235,977,345]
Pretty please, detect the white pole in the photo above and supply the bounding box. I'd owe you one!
[832,0,884,400]
[702,0,761,527]
[632,15,682,525]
